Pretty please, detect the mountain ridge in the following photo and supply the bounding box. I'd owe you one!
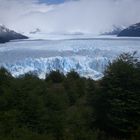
[118,23,140,37]
[101,26,124,36]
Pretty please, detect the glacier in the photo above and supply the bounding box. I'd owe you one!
[0,37,140,80]
[3,56,109,80]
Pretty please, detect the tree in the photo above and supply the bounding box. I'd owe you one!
[45,70,65,83]
[94,53,140,138]
[66,70,80,80]
[0,67,12,88]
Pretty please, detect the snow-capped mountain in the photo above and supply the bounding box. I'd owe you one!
[118,23,140,37]
[0,25,28,43]
[101,25,124,36]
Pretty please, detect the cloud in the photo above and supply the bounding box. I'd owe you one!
[0,0,53,31]
[0,0,140,34]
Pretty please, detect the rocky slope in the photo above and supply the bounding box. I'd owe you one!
[118,23,140,37]
[0,25,28,43]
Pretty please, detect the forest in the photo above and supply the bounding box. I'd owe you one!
[0,53,140,140]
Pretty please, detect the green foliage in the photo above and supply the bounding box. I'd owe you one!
[45,70,65,83]
[93,53,140,138]
[131,127,140,140]
[66,70,80,80]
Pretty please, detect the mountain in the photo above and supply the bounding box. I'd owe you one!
[0,25,28,43]
[101,26,123,36]
[118,23,140,37]
[29,28,41,34]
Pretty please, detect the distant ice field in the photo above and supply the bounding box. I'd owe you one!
[0,37,140,80]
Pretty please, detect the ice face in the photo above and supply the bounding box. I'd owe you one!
[3,56,108,80]
[0,37,140,80]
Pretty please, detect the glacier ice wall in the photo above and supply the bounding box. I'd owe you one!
[3,56,110,80]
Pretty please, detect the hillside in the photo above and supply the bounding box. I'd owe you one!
[0,25,28,43]
[118,23,140,37]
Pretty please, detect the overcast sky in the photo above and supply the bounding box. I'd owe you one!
[39,0,67,4]
[0,0,140,35]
